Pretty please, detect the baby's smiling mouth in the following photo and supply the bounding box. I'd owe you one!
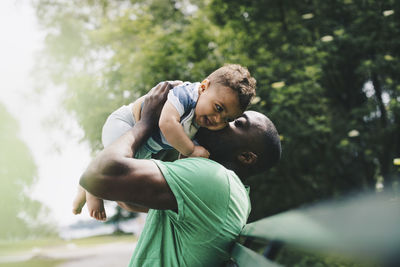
[204,116,212,126]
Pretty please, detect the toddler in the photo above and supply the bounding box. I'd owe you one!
[72,64,256,221]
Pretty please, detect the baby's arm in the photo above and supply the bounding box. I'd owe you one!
[159,101,209,158]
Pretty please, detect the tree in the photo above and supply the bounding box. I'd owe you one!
[207,0,400,220]
[34,0,400,223]
[105,206,138,234]
[0,103,54,240]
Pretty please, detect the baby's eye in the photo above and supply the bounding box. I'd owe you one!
[215,104,223,113]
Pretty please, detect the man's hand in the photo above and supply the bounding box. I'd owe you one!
[141,81,183,129]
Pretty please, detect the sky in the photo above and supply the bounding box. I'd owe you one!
[0,0,97,227]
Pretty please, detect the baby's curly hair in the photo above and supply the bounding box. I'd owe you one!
[207,64,256,111]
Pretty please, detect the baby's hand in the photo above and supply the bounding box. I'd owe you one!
[188,145,210,158]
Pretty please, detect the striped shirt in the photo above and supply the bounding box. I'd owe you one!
[143,82,200,153]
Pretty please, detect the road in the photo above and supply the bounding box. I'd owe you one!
[57,241,136,267]
[0,241,136,267]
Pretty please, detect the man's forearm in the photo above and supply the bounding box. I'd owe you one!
[79,120,152,198]
[111,120,152,159]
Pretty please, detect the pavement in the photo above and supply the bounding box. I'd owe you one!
[0,241,137,267]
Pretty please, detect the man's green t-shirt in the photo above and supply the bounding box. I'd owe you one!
[129,158,251,267]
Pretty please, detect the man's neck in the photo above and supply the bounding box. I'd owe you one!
[217,160,248,182]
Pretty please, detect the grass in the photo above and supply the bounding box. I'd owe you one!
[71,233,136,246]
[0,237,64,256]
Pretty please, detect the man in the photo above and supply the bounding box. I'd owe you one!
[80,82,281,266]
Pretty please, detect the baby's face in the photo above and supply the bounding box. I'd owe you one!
[195,82,242,131]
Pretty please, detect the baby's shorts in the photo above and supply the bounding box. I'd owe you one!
[101,103,153,159]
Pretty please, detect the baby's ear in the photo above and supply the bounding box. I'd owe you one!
[200,79,210,93]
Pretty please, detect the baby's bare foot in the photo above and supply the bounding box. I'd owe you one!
[72,185,86,215]
[86,191,107,221]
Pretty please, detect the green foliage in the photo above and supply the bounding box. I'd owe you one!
[34,0,400,223]
[0,103,55,240]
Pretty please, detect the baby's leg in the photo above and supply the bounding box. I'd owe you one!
[72,185,86,215]
[86,191,106,221]
[102,104,136,147]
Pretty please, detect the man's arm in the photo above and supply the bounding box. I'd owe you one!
[79,82,178,211]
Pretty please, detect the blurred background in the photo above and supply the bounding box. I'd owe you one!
[0,0,399,266]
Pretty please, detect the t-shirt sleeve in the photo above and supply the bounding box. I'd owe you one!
[167,82,197,116]
[152,158,230,238]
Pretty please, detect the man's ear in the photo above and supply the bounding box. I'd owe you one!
[237,152,257,165]
[200,79,210,93]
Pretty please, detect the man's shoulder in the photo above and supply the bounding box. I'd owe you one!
[153,157,235,191]
[154,157,228,175]
[153,158,249,235]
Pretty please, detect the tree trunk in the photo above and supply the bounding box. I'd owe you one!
[371,72,392,189]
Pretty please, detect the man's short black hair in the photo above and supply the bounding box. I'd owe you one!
[252,117,281,175]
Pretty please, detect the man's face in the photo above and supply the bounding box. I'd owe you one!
[194,82,242,131]
[196,111,267,163]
